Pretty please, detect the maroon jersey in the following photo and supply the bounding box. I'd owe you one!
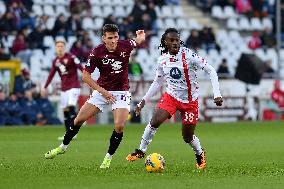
[85,39,136,91]
[44,53,83,91]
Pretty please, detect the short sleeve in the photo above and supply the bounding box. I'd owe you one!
[85,49,98,73]
[124,39,137,53]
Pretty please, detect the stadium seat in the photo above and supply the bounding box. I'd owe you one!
[172,6,184,18]
[197,49,207,58]
[188,19,202,30]
[227,18,239,30]
[176,18,189,30]
[262,18,273,30]
[161,6,173,18]
[164,18,176,28]
[251,18,263,31]
[216,29,228,43]
[67,36,77,50]
[90,0,101,6]
[211,6,223,19]
[3,35,15,48]
[43,35,55,47]
[33,0,44,5]
[123,0,134,6]
[46,17,55,30]
[208,49,219,59]
[44,0,56,5]
[114,6,126,18]
[32,4,43,16]
[57,0,68,6]
[156,19,165,30]
[82,17,94,30]
[228,30,241,42]
[239,17,251,31]
[180,30,190,41]
[55,5,68,17]
[280,49,284,60]
[254,48,266,61]
[223,6,236,19]
[101,0,111,6]
[44,48,55,57]
[43,5,55,17]
[0,2,6,15]
[92,6,103,17]
[93,18,104,30]
[102,6,113,18]
[149,36,160,51]
[33,49,44,57]
[112,0,122,6]
[125,5,133,15]
[154,6,162,18]
[89,33,101,46]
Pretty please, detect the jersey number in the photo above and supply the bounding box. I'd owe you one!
[184,112,194,122]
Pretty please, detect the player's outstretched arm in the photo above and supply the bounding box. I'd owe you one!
[44,65,56,89]
[134,30,146,45]
[82,70,115,104]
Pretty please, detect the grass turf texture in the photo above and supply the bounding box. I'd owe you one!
[0,122,283,189]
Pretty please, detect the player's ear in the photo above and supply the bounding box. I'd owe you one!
[102,35,105,43]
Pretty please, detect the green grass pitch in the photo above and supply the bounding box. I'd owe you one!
[0,121,283,189]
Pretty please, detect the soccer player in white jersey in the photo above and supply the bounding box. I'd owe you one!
[126,28,223,170]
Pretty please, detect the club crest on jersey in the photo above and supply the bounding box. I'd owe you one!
[120,52,126,57]
[170,57,178,62]
[170,67,182,79]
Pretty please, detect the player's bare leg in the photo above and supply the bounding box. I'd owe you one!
[100,108,129,168]
[182,123,206,169]
[126,108,170,161]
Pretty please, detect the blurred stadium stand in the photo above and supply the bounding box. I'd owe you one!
[0,0,283,124]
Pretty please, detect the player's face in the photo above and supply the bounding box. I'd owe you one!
[55,42,66,57]
[103,32,119,52]
[165,32,180,55]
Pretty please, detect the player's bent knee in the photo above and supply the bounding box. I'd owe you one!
[149,119,161,128]
[74,117,84,126]
[182,135,194,143]
[114,126,124,133]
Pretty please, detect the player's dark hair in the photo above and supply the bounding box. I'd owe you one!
[158,28,184,54]
[102,24,119,35]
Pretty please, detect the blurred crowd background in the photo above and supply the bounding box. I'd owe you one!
[0,0,283,126]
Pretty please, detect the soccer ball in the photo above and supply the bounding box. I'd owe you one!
[145,153,165,173]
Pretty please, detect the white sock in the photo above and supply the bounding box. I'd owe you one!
[59,143,68,151]
[189,135,203,155]
[139,123,157,152]
[105,153,112,159]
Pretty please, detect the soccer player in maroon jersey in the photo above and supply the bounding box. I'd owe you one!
[43,40,83,140]
[45,24,146,169]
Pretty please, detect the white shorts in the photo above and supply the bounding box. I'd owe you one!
[60,88,81,108]
[86,90,131,112]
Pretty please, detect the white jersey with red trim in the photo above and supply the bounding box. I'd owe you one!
[143,47,221,103]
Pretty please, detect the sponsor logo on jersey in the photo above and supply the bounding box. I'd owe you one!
[170,67,182,79]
